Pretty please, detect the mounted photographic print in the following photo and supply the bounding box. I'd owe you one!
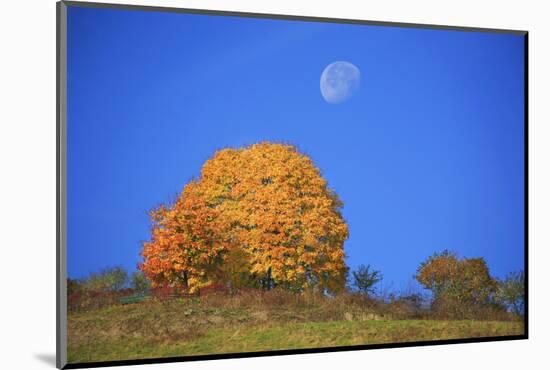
[56,1,528,368]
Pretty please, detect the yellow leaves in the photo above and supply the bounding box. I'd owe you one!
[187,277,201,293]
[416,250,497,306]
[250,263,265,275]
[140,142,349,293]
[300,253,316,266]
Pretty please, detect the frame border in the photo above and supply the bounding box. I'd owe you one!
[57,1,68,368]
[62,0,527,35]
[56,1,529,369]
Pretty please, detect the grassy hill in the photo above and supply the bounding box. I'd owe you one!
[67,291,524,363]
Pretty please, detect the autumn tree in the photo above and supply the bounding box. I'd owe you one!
[416,250,497,318]
[139,183,225,292]
[140,142,349,293]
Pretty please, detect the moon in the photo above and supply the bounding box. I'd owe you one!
[320,61,360,104]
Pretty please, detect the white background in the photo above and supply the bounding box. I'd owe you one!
[1,0,548,369]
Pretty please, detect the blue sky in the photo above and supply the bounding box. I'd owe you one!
[67,6,525,292]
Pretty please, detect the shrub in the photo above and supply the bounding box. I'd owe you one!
[131,270,151,293]
[82,266,129,292]
[494,270,525,317]
[67,288,134,312]
[416,250,498,319]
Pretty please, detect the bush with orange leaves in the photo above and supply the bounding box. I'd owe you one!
[140,142,349,294]
[416,250,501,319]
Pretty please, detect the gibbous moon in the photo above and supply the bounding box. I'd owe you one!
[320,61,360,104]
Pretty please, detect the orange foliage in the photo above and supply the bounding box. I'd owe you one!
[416,250,497,307]
[140,142,349,293]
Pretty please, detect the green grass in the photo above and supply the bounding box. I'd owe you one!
[67,297,524,364]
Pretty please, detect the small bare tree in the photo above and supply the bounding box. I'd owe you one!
[352,264,383,297]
